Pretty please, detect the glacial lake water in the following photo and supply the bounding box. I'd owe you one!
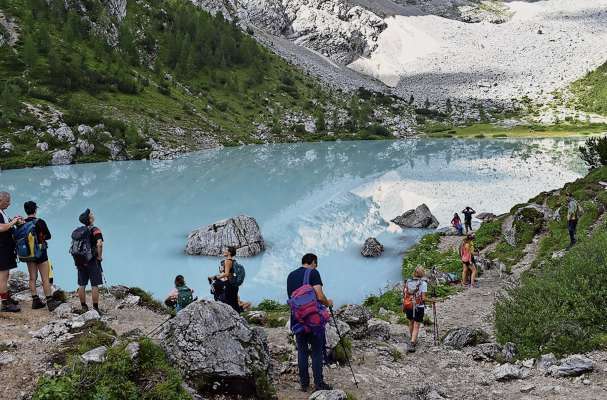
[0,139,586,305]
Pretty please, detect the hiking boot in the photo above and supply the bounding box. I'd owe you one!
[46,298,62,312]
[299,384,309,393]
[74,304,89,315]
[314,383,333,391]
[93,306,103,316]
[31,296,46,310]
[7,293,19,305]
[407,341,416,353]
[1,301,21,313]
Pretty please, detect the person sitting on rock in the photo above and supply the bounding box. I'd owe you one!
[165,275,195,312]
[460,234,478,288]
[208,246,241,312]
[462,206,476,234]
[21,201,62,312]
[403,266,428,353]
[451,213,463,235]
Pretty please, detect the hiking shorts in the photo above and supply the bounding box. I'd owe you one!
[77,259,103,287]
[27,248,49,264]
[405,306,425,323]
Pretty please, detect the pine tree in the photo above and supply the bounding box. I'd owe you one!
[22,35,38,67]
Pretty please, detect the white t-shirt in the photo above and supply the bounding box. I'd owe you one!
[0,209,9,224]
[406,278,428,308]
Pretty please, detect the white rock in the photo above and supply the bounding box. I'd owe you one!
[81,346,107,363]
[126,342,140,360]
[53,303,74,318]
[53,125,75,142]
[0,351,15,365]
[73,310,101,324]
[309,389,347,400]
[51,150,73,165]
[77,124,94,136]
[36,142,49,151]
[77,139,95,155]
[493,363,531,381]
[538,353,557,370]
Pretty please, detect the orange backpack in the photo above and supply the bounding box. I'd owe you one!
[403,279,423,311]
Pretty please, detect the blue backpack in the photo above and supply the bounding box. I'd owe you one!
[14,219,44,262]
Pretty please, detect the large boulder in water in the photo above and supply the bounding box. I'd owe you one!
[185,215,265,257]
[391,204,439,229]
[360,237,384,257]
[160,300,272,397]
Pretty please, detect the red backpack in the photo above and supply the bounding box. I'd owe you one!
[288,269,330,335]
[403,279,423,311]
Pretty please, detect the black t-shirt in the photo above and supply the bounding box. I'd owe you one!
[89,226,103,255]
[287,267,323,298]
[463,209,475,222]
[25,217,51,244]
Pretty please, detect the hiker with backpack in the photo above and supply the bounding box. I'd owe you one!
[403,266,428,353]
[71,209,104,314]
[287,253,333,392]
[208,246,245,313]
[462,206,476,234]
[16,201,61,311]
[0,191,22,313]
[165,275,196,312]
[459,234,478,288]
[566,192,581,249]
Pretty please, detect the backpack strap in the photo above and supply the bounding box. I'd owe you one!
[303,268,312,286]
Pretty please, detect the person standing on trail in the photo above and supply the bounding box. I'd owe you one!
[208,246,242,313]
[403,266,428,353]
[73,209,104,314]
[462,206,476,234]
[451,213,463,235]
[21,201,62,311]
[287,253,333,392]
[566,192,581,249]
[460,234,478,288]
[0,192,22,313]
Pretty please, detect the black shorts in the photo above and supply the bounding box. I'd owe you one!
[25,249,49,264]
[77,259,103,287]
[0,246,17,271]
[405,306,425,323]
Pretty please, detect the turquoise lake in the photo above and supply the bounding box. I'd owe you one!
[0,139,585,305]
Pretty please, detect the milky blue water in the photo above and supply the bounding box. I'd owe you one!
[0,139,585,305]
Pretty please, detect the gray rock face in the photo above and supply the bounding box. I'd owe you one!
[126,342,140,360]
[8,271,29,293]
[555,355,593,377]
[537,353,557,371]
[442,327,489,349]
[36,142,49,151]
[77,139,95,155]
[391,204,439,229]
[336,304,372,339]
[493,363,531,381]
[160,300,271,396]
[81,346,108,363]
[476,212,497,221]
[309,390,347,400]
[244,310,268,325]
[366,318,390,340]
[77,124,94,136]
[0,352,15,365]
[1,142,13,154]
[105,141,125,160]
[472,343,502,361]
[53,125,75,142]
[51,150,73,165]
[53,302,75,319]
[186,215,265,257]
[325,318,351,351]
[361,237,384,257]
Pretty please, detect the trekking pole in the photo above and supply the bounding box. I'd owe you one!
[329,306,359,388]
[432,272,439,346]
[146,315,174,337]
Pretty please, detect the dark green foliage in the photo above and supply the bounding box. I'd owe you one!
[402,233,461,279]
[579,136,607,170]
[362,124,391,138]
[363,288,402,315]
[474,219,502,250]
[255,299,290,312]
[495,229,607,358]
[570,61,607,116]
[34,337,191,400]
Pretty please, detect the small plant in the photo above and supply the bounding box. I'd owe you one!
[128,287,169,314]
[255,299,290,312]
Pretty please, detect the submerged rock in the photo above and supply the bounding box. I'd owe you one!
[391,204,439,229]
[160,300,271,396]
[360,237,384,257]
[186,215,265,257]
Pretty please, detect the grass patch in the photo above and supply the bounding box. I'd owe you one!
[128,287,170,315]
[402,233,461,279]
[474,218,503,250]
[254,299,290,313]
[333,337,353,365]
[570,61,607,116]
[439,122,607,139]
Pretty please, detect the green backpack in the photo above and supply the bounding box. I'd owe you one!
[176,286,193,311]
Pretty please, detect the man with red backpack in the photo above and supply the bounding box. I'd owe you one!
[287,253,333,393]
[403,266,428,353]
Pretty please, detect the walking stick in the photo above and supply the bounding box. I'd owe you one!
[146,315,174,337]
[329,306,359,388]
[431,268,439,346]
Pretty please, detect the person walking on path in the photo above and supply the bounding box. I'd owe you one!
[566,192,581,249]
[0,192,22,313]
[459,234,478,288]
[75,209,104,314]
[462,206,476,234]
[208,246,241,312]
[451,213,463,235]
[287,253,333,392]
[22,201,61,311]
[403,266,428,353]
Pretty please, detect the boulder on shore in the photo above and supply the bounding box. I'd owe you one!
[391,204,439,229]
[361,237,384,257]
[160,300,272,397]
[185,215,265,257]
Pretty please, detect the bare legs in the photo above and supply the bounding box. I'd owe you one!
[27,261,52,298]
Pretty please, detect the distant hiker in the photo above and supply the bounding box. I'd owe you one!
[71,209,104,314]
[451,213,463,235]
[460,234,478,288]
[0,192,22,313]
[287,253,333,392]
[165,275,195,312]
[16,201,61,311]
[208,246,245,313]
[403,266,428,353]
[462,206,476,234]
[566,192,581,249]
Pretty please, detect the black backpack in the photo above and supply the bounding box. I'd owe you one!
[70,226,93,267]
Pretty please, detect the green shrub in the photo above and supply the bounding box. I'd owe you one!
[474,219,502,250]
[495,229,607,358]
[402,233,461,279]
[579,135,607,170]
[255,299,290,312]
[333,337,352,365]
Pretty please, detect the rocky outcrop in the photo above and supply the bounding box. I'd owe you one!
[554,355,593,377]
[186,215,265,257]
[77,139,95,155]
[51,150,73,165]
[360,237,384,257]
[335,304,372,339]
[476,212,496,221]
[160,300,272,396]
[309,390,347,400]
[442,327,489,349]
[391,204,439,229]
[81,346,108,364]
[493,363,531,381]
